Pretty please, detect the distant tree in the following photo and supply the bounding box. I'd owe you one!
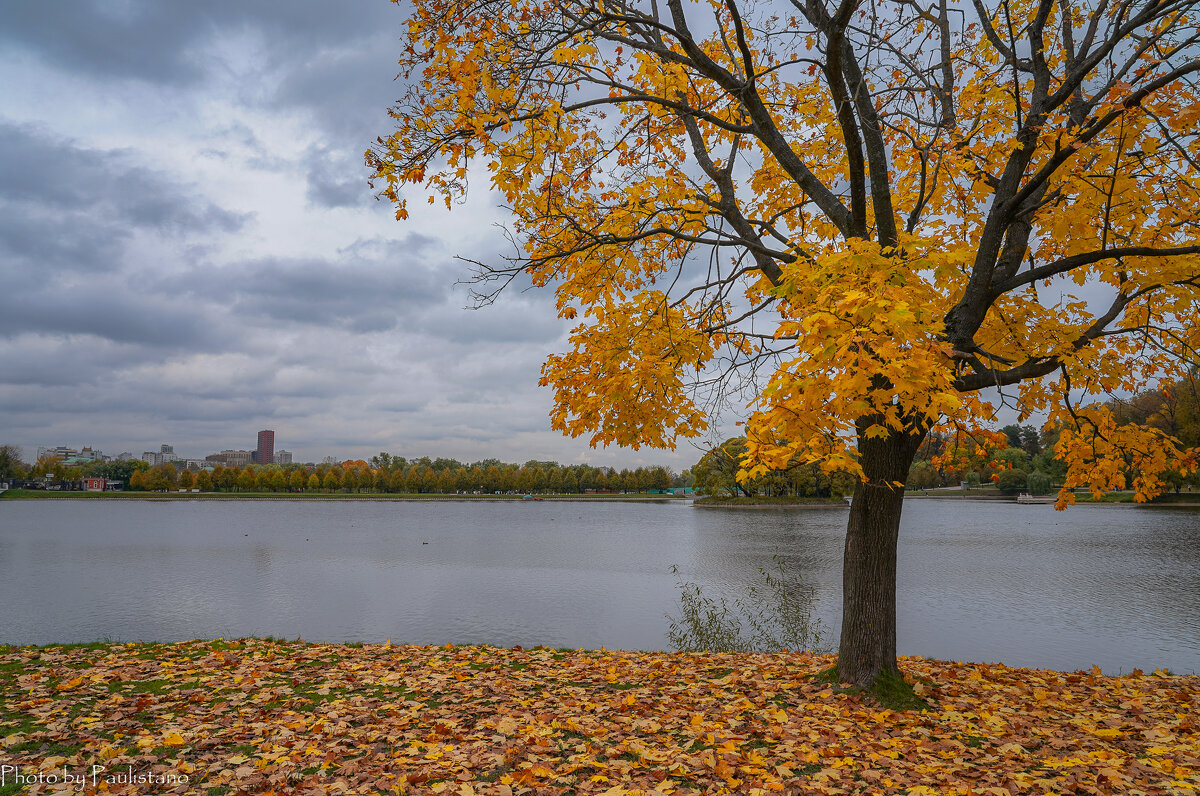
[177,470,195,490]
[263,468,287,492]
[217,466,237,491]
[995,447,1032,473]
[1026,471,1053,496]
[307,473,321,491]
[86,458,147,483]
[146,463,177,492]
[997,468,1029,494]
[236,468,257,492]
[931,431,1009,486]
[1001,424,1042,456]
[289,469,306,491]
[906,460,938,491]
[693,439,753,498]
[322,470,341,491]
[195,470,214,492]
[29,455,61,479]
[0,444,26,479]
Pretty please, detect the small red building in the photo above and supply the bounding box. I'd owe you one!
[83,477,107,491]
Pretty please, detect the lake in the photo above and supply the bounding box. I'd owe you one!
[1,498,1197,674]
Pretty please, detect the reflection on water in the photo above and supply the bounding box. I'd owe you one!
[0,498,1197,674]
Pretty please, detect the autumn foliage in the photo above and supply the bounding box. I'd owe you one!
[370,0,1199,493]
[2,640,1197,794]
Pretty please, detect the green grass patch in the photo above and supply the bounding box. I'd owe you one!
[7,739,84,756]
[812,665,934,712]
[106,678,173,695]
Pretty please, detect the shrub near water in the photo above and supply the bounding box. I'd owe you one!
[667,557,827,655]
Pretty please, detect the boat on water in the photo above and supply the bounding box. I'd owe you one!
[1016,493,1055,504]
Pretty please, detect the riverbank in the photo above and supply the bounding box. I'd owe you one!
[0,640,1194,795]
[0,489,685,503]
[694,492,1200,508]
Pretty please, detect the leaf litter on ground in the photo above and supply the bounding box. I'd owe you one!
[0,639,1196,794]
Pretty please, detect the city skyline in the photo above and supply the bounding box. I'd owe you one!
[0,2,723,472]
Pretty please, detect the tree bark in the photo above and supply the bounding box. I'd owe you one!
[837,420,927,687]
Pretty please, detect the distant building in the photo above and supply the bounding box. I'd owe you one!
[37,446,76,462]
[83,477,107,491]
[214,450,253,467]
[276,449,293,465]
[143,444,179,466]
[256,430,275,465]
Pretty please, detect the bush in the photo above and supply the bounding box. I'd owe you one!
[666,557,827,653]
[996,468,1028,493]
[1026,471,1052,496]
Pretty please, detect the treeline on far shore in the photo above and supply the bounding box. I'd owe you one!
[3,449,693,495]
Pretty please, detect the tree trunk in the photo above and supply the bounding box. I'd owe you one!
[837,420,927,687]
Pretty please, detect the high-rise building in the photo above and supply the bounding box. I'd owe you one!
[256,430,275,465]
[276,450,293,465]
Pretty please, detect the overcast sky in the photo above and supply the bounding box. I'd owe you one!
[0,1,737,469]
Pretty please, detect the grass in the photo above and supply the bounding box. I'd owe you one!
[0,488,685,501]
[813,664,935,712]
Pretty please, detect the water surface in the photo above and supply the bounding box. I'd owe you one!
[1,498,1197,674]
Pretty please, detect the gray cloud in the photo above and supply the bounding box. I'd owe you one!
[0,1,398,88]
[167,236,450,335]
[0,2,696,471]
[305,145,378,208]
[0,283,225,347]
[0,122,248,232]
[0,123,246,349]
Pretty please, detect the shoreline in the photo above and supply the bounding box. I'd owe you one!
[0,489,687,503]
[6,489,1199,508]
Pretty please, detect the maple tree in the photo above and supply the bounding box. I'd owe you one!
[369,0,1200,686]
